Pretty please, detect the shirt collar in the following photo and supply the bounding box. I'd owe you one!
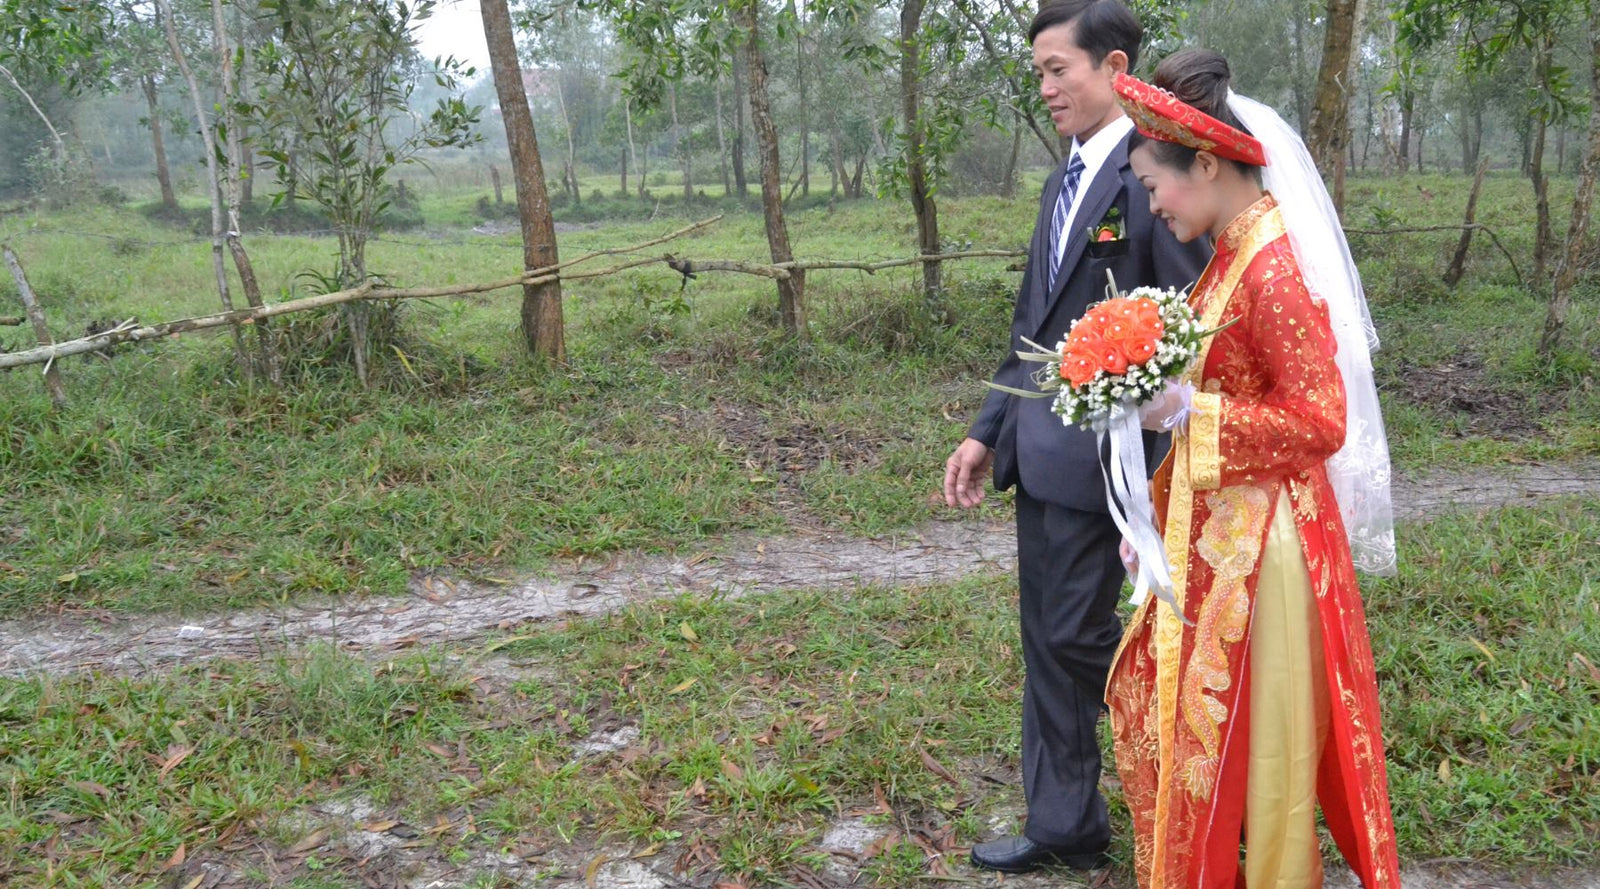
[1070,114,1134,172]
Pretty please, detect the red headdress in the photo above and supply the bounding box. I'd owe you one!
[1113,72,1267,167]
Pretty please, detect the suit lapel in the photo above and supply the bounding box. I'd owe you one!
[1038,135,1130,330]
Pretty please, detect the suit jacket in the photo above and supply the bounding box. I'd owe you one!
[968,132,1211,512]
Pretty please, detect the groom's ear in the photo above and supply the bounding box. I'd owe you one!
[1102,49,1130,77]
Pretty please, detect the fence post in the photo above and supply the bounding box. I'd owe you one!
[3,242,68,409]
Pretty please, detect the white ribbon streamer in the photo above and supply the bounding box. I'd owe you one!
[1099,407,1190,625]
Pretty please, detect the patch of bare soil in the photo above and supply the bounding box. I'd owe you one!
[4,461,1600,679]
[1390,354,1562,438]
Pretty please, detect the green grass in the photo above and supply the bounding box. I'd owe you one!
[2,499,1595,886]
[1,172,1597,617]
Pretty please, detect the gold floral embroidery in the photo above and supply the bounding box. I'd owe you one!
[1178,484,1269,800]
[1189,392,1223,491]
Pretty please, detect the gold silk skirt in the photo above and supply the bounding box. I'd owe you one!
[1245,489,1332,887]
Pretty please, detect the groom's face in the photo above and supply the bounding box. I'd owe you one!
[1031,22,1126,143]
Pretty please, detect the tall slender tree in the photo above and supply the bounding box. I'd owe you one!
[484,0,565,361]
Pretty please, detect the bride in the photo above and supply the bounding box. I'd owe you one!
[1105,50,1402,888]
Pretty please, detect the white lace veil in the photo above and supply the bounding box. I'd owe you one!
[1226,91,1398,576]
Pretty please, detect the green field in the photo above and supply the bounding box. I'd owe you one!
[3,170,1595,615]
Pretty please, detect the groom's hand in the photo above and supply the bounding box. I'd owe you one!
[943,438,993,509]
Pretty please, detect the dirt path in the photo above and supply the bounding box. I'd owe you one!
[2,460,1598,678]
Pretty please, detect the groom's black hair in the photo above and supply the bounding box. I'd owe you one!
[1028,0,1143,72]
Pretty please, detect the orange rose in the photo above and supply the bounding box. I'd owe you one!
[1062,350,1101,386]
[1124,338,1158,363]
[1099,345,1129,375]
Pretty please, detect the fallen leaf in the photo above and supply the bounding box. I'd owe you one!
[161,842,185,872]
[1438,758,1451,783]
[425,743,453,759]
[679,621,699,643]
[1575,652,1600,684]
[585,853,609,889]
[1508,713,1536,737]
[179,877,204,889]
[918,747,961,788]
[669,677,698,694]
[289,828,328,855]
[55,572,78,584]
[631,843,661,858]
[363,819,400,833]
[71,780,110,799]
[1468,638,1497,663]
[721,758,745,782]
[159,745,193,781]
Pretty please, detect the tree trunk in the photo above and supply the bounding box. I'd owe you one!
[481,0,565,362]
[736,1,805,339]
[1307,0,1360,183]
[1292,6,1311,130]
[795,4,810,199]
[555,75,580,205]
[141,75,179,213]
[213,0,279,384]
[714,73,731,195]
[1540,8,1600,355]
[620,145,628,195]
[491,165,504,204]
[1415,103,1426,173]
[1397,85,1414,175]
[3,244,67,409]
[155,0,249,374]
[900,0,943,317]
[731,52,750,198]
[1003,109,1023,198]
[1530,38,1555,284]
[625,97,644,198]
[1444,158,1489,287]
[670,81,692,200]
[828,106,846,199]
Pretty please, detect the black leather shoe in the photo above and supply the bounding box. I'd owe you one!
[969,835,1110,873]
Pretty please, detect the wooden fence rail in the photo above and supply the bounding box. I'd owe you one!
[1,216,1026,373]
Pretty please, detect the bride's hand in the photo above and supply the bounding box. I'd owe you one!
[1119,538,1139,575]
[1137,380,1196,432]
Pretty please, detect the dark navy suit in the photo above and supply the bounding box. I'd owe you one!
[969,132,1209,850]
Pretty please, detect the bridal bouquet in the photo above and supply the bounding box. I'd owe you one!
[989,275,1211,431]
[988,273,1231,621]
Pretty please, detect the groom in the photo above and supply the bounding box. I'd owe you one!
[942,0,1209,873]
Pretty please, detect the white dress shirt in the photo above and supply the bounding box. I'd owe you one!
[1054,114,1135,269]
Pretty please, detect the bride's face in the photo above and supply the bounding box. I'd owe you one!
[1129,144,1217,244]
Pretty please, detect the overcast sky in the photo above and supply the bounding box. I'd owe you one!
[416,0,492,77]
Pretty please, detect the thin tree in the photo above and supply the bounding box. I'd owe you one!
[1540,3,1600,355]
[1307,0,1362,209]
[736,0,806,338]
[482,0,565,361]
[154,0,250,372]
[212,0,279,382]
[899,0,942,315]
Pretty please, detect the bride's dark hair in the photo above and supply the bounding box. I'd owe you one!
[1129,49,1262,183]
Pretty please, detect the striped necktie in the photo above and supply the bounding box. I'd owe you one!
[1047,154,1087,291]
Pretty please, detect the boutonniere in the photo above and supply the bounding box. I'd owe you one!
[1088,205,1125,243]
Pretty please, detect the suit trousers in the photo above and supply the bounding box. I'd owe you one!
[1015,486,1127,850]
